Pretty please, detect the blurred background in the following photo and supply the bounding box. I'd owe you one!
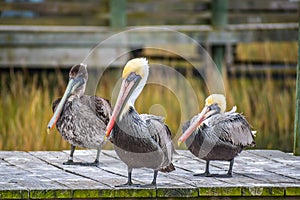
[0,0,298,152]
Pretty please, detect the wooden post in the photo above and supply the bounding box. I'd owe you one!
[211,0,228,73]
[293,15,300,155]
[110,0,126,28]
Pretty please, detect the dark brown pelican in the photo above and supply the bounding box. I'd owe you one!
[178,94,255,177]
[105,58,175,187]
[47,63,112,166]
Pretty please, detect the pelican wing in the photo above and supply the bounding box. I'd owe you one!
[140,114,175,172]
[87,96,112,125]
[140,114,172,146]
[205,112,255,147]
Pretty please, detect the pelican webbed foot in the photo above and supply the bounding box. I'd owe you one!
[193,172,212,177]
[79,161,100,166]
[63,145,76,165]
[194,160,212,177]
[115,182,141,188]
[140,170,157,187]
[140,183,156,188]
[194,159,234,178]
[63,159,75,165]
[63,160,99,166]
[115,170,141,187]
[214,173,232,178]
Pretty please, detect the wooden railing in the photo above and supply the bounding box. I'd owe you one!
[0,0,298,69]
[0,0,297,26]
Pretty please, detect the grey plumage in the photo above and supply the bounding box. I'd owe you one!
[183,108,255,177]
[48,63,112,165]
[110,107,175,173]
[109,106,175,186]
[53,95,111,150]
[105,58,175,186]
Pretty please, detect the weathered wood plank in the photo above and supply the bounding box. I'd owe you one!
[246,150,300,181]
[0,158,29,199]
[228,13,298,24]
[228,0,298,10]
[29,151,117,198]
[0,24,297,68]
[0,17,108,26]
[0,47,130,68]
[0,0,298,26]
[0,151,73,199]
[102,150,199,198]
[0,150,300,199]
[176,150,300,197]
[31,150,160,198]
[0,2,107,15]
[76,151,158,198]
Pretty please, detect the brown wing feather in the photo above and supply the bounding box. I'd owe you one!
[87,96,112,125]
[140,114,175,172]
[205,112,255,147]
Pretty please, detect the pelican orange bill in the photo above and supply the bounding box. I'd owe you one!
[178,106,210,145]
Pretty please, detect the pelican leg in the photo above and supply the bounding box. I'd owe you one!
[93,147,101,165]
[78,148,101,166]
[63,145,76,165]
[227,159,234,177]
[215,159,234,178]
[140,170,158,188]
[115,168,140,187]
[63,145,100,166]
[194,160,212,177]
[151,170,158,185]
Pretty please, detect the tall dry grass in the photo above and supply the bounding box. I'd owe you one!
[0,68,296,152]
[0,70,70,150]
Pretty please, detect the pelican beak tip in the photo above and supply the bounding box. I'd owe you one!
[105,130,111,139]
[47,127,51,134]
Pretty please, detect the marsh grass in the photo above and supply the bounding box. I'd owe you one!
[0,68,296,152]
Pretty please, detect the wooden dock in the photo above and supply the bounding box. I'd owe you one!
[1,149,300,199]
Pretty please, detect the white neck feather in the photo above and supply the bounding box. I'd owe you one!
[128,72,148,107]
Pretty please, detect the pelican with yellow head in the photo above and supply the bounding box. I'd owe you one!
[179,94,255,177]
[106,58,175,187]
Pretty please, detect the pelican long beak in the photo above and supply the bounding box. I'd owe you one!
[105,72,141,139]
[178,105,216,146]
[47,78,82,133]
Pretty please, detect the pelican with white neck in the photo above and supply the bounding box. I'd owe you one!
[106,58,175,187]
[179,94,256,177]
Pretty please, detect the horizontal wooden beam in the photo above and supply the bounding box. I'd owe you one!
[0,24,297,68]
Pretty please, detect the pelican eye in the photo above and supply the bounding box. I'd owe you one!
[126,72,141,82]
[208,103,220,113]
[128,106,134,113]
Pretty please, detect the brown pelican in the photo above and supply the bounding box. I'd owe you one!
[178,94,255,177]
[47,63,112,166]
[105,58,175,186]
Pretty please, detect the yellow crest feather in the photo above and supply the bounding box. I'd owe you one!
[205,94,226,113]
[122,58,148,78]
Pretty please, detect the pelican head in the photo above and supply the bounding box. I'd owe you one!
[205,94,226,113]
[105,58,149,138]
[178,94,226,145]
[47,63,88,133]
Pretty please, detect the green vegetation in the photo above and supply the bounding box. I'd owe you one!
[0,68,295,152]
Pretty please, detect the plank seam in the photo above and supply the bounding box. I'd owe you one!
[28,151,115,189]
